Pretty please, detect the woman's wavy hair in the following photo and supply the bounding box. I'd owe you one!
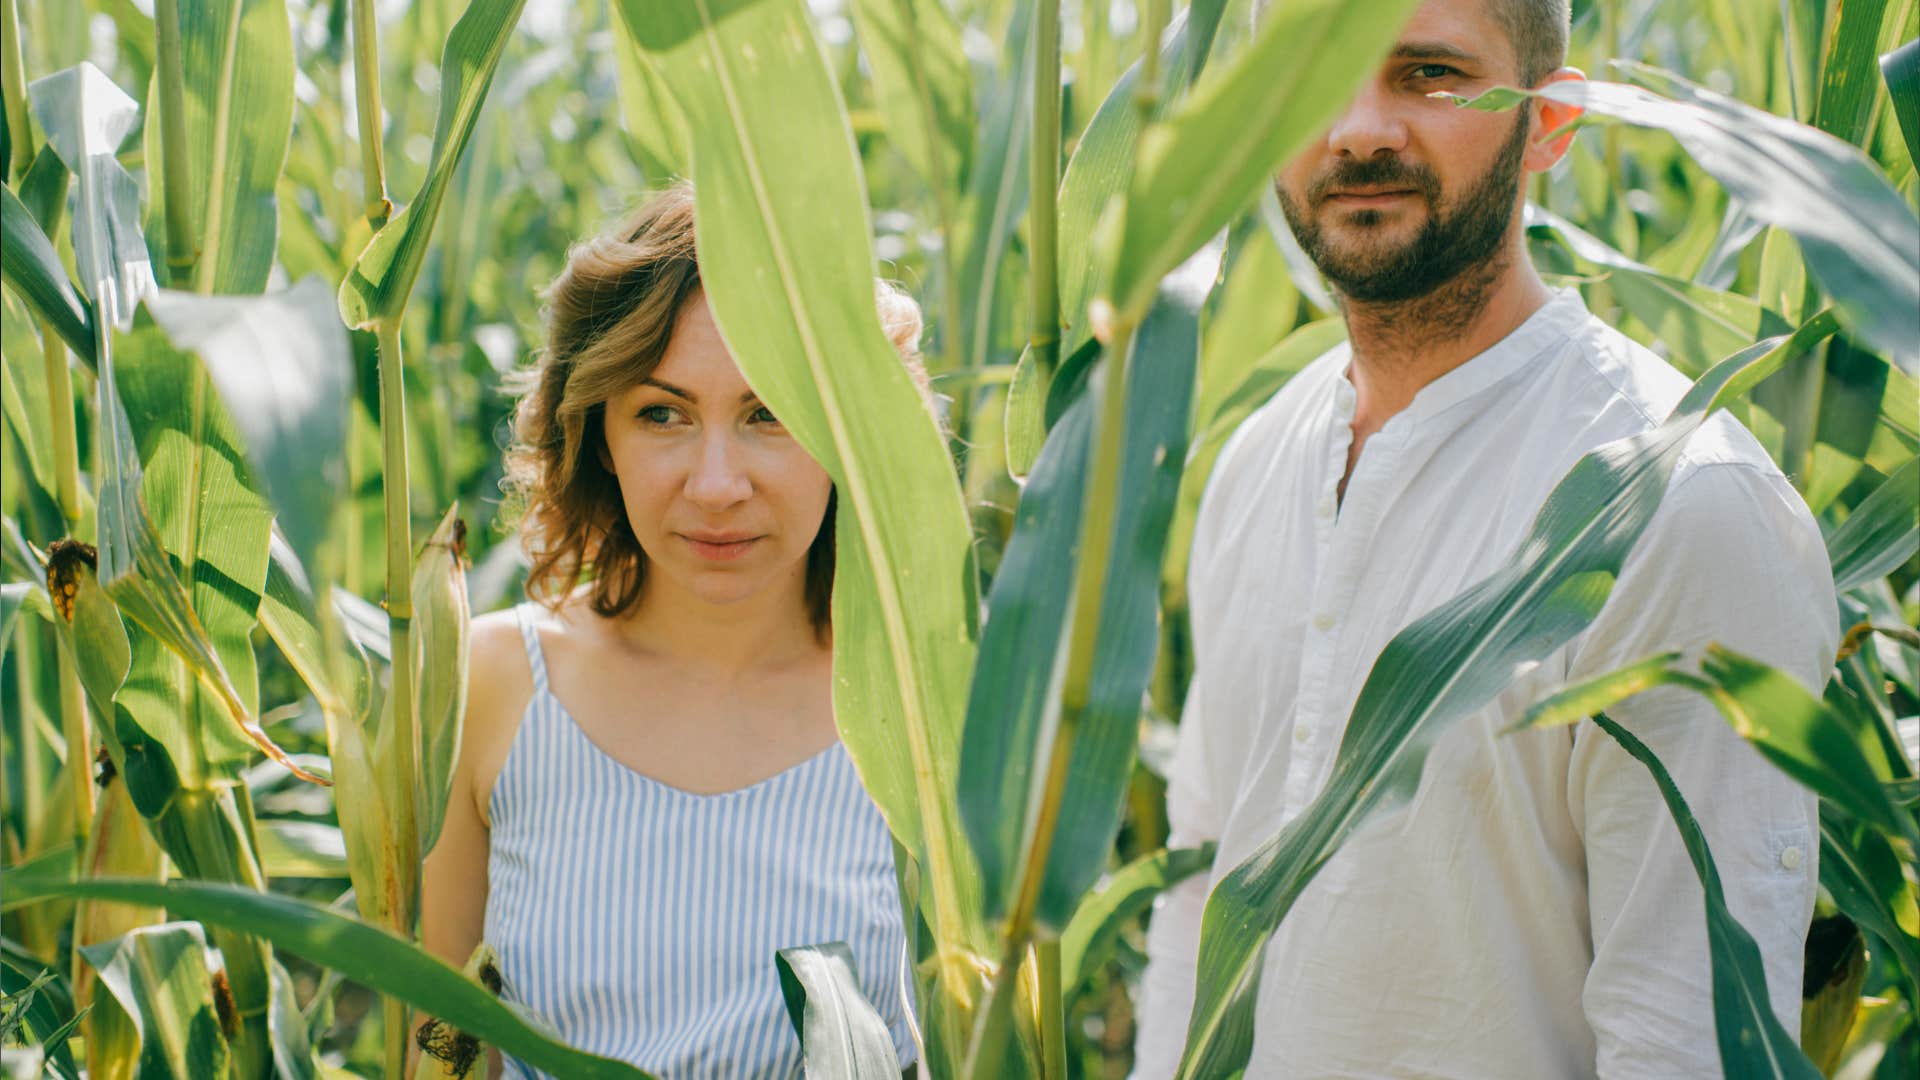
[504,182,929,635]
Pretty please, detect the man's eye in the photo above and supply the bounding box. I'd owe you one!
[1415,63,1457,80]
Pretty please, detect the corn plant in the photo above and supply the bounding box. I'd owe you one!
[1,0,1916,1077]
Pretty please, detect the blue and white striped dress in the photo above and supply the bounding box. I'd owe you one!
[483,604,918,1077]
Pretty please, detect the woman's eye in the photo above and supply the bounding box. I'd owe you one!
[637,404,681,426]
[750,405,783,426]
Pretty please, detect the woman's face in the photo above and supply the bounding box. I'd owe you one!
[601,289,833,612]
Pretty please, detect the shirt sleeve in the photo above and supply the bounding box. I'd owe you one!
[1564,455,1838,1079]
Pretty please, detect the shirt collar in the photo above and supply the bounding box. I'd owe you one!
[1335,288,1589,435]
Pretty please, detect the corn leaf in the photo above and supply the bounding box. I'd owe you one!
[1055,1,1228,368]
[77,922,232,1080]
[1589,715,1825,1079]
[951,3,1032,376]
[774,942,900,1080]
[1105,0,1425,320]
[1883,38,1920,166]
[1176,320,1836,1077]
[1519,644,1919,853]
[0,956,81,1079]
[1458,67,1920,375]
[1812,0,1892,144]
[1058,844,1214,992]
[960,242,1216,933]
[1818,805,1920,998]
[617,0,984,965]
[9,877,658,1079]
[1826,455,1920,593]
[412,504,470,856]
[0,182,92,362]
[141,0,294,293]
[849,0,973,196]
[111,316,282,784]
[144,278,353,582]
[338,0,529,329]
[1008,1,1227,476]
[1527,205,1792,371]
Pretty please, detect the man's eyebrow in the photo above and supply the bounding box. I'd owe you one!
[638,378,761,406]
[1390,41,1483,65]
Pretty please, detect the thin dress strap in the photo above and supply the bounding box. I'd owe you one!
[513,603,549,696]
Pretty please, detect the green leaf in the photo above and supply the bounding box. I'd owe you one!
[412,505,470,856]
[1528,205,1792,371]
[1055,2,1228,368]
[0,182,92,362]
[337,0,530,329]
[0,581,28,643]
[951,3,1032,376]
[1177,321,1836,1078]
[1883,39,1920,166]
[266,958,321,1080]
[610,25,688,180]
[774,942,901,1079]
[1813,0,1893,144]
[27,64,152,333]
[1589,715,1824,1080]
[1518,644,1919,853]
[1826,455,1920,593]
[144,277,353,581]
[849,0,973,195]
[1009,2,1227,476]
[1058,844,1215,992]
[255,819,347,880]
[0,953,82,1080]
[111,314,284,784]
[1817,806,1920,1001]
[77,922,232,1080]
[1459,68,1920,374]
[141,0,294,293]
[8,877,659,1079]
[960,243,1216,932]
[619,0,985,975]
[1106,0,1425,320]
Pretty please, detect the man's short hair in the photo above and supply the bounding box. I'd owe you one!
[1492,0,1570,86]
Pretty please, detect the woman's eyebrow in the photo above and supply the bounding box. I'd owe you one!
[639,377,761,406]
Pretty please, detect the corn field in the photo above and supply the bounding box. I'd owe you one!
[0,0,1916,1076]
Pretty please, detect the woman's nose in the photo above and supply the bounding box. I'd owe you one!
[683,431,753,510]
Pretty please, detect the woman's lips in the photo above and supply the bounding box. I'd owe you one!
[679,534,761,561]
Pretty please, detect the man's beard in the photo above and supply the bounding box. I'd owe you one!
[1277,111,1530,305]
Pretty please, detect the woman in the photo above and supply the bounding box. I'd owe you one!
[422,184,923,1077]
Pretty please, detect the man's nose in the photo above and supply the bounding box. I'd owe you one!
[1325,80,1409,160]
[684,431,753,509]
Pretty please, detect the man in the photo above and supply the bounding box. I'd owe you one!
[1133,0,1837,1076]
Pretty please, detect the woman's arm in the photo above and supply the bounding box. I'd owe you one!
[416,611,531,1075]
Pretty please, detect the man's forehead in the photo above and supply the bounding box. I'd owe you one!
[1393,0,1521,73]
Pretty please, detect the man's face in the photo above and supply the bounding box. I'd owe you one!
[1275,0,1538,303]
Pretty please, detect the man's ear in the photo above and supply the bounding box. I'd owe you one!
[1526,67,1586,172]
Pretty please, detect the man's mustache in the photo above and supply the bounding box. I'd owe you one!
[1306,157,1441,206]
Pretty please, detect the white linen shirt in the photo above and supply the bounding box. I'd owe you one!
[1134,290,1838,1079]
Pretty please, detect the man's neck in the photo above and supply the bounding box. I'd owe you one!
[1333,242,1554,502]
[1341,245,1553,441]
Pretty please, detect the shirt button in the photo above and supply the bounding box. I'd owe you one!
[1312,611,1335,632]
[1779,846,1803,871]
[1294,725,1311,745]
